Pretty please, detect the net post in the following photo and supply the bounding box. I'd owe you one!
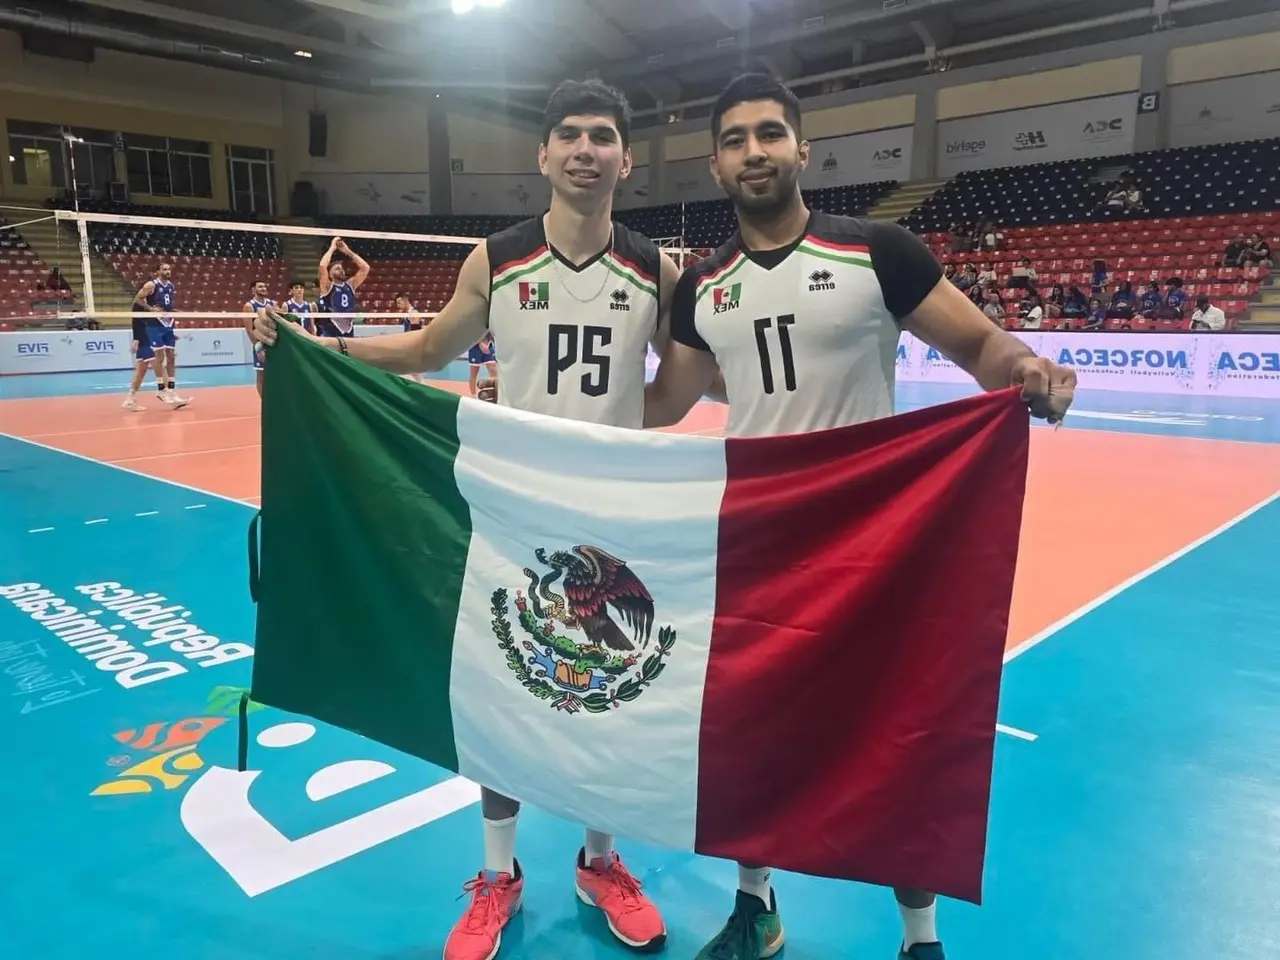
[75,216,96,319]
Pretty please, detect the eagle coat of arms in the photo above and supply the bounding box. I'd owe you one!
[490,545,677,714]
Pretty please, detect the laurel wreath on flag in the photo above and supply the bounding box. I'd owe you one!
[489,588,676,714]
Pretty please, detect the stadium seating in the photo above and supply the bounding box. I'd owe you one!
[51,200,287,317]
[903,138,1280,327]
[318,182,896,317]
[902,138,1280,231]
[0,219,74,321]
[924,215,1275,328]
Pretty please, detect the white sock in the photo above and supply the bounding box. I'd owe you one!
[584,828,614,864]
[482,815,517,875]
[898,902,938,948]
[737,865,772,906]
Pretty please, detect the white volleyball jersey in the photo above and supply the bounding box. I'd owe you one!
[671,212,943,439]
[486,217,661,429]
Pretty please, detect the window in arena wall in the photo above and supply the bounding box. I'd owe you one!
[124,133,213,199]
[226,145,276,216]
[7,121,112,192]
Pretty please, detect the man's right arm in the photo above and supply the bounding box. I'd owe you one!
[258,242,491,376]
[643,270,720,428]
[133,281,154,310]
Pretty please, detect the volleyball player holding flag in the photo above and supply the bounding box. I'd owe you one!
[254,78,696,960]
[641,74,1076,960]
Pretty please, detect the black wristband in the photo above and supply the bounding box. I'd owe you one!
[336,337,349,356]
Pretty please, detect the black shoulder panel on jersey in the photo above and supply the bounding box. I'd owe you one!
[611,221,661,287]
[486,217,545,276]
[805,210,874,247]
[669,238,738,352]
[867,220,944,320]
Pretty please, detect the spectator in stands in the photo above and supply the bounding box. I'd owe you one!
[1240,233,1273,268]
[1019,293,1044,330]
[967,281,988,308]
[982,288,1005,325]
[1223,235,1248,267]
[1107,280,1136,320]
[1045,285,1065,319]
[955,263,978,292]
[46,265,71,293]
[976,262,997,286]
[1161,277,1188,320]
[1009,257,1037,289]
[943,263,957,283]
[1062,286,1089,321]
[949,222,973,253]
[1091,259,1109,296]
[1190,294,1227,331]
[1083,297,1107,330]
[978,220,1003,252]
[1139,281,1164,319]
[1102,182,1128,211]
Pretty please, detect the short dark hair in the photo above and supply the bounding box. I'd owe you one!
[710,73,803,142]
[542,79,632,146]
[290,279,305,288]
[395,292,411,301]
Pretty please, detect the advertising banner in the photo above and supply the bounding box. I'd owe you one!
[935,93,1138,176]
[897,332,1280,398]
[1167,71,1280,148]
[0,329,253,375]
[801,126,914,189]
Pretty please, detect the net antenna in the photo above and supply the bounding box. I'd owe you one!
[50,208,483,325]
[652,236,711,271]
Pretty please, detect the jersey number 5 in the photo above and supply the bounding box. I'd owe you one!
[753,314,797,393]
[548,324,611,397]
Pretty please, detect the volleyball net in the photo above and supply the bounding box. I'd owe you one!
[0,206,710,330]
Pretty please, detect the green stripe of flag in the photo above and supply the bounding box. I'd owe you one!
[253,325,470,771]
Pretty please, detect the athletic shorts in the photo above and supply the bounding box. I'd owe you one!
[315,318,353,338]
[468,346,495,365]
[135,337,155,362]
[147,322,176,350]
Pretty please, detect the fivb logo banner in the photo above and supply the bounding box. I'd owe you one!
[0,330,131,374]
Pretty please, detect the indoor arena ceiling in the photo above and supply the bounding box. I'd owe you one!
[4,0,1277,126]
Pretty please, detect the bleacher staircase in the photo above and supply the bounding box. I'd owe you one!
[865,179,948,222]
[20,218,138,326]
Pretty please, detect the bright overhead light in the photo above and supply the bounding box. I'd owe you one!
[294,49,313,58]
[452,0,505,12]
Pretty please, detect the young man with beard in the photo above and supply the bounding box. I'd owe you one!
[643,73,1076,960]
[252,78,685,960]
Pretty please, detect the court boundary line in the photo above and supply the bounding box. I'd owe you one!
[1004,487,1280,663]
[7,429,1278,674]
[1,431,253,508]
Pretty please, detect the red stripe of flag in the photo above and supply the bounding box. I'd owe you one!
[694,388,1029,904]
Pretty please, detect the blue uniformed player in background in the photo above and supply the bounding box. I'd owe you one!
[244,279,276,398]
[131,262,190,408]
[317,237,370,338]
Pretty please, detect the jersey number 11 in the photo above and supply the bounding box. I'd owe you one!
[753,314,797,394]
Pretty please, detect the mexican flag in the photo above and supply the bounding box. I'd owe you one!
[250,326,1029,904]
